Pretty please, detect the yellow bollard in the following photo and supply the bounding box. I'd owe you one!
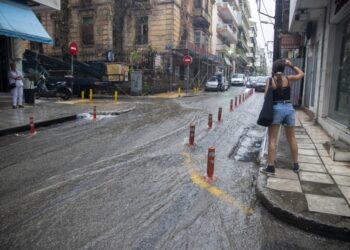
[81,90,85,100]
[178,87,181,97]
[193,87,196,94]
[89,89,93,102]
[114,91,118,103]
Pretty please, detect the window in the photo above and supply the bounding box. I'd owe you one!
[194,31,201,46]
[329,19,350,127]
[136,16,148,45]
[195,0,201,8]
[81,0,92,7]
[81,17,94,46]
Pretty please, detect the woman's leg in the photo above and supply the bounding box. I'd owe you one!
[285,126,298,163]
[267,124,280,165]
[11,88,17,107]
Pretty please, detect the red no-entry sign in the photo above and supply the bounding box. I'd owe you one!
[69,42,78,56]
[183,55,193,65]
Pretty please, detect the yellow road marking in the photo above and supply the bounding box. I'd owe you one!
[181,151,253,215]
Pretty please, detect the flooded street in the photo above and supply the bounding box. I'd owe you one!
[0,88,349,250]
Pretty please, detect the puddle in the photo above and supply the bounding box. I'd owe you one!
[229,126,265,162]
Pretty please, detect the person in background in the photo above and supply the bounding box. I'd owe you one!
[260,59,304,175]
[8,62,24,109]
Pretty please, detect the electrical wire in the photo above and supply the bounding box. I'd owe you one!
[261,0,275,23]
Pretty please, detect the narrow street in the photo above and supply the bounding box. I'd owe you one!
[0,88,349,249]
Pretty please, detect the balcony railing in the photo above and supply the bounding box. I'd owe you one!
[216,0,239,27]
[217,23,238,43]
[193,7,210,28]
[216,44,230,52]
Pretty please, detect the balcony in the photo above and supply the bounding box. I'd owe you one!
[216,44,230,52]
[247,42,254,48]
[246,52,254,58]
[193,8,210,29]
[217,23,237,43]
[216,0,239,27]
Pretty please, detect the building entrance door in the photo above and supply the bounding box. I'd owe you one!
[0,36,11,92]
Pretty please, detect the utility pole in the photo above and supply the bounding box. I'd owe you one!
[273,0,282,61]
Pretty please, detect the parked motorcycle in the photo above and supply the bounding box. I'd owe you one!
[35,75,72,100]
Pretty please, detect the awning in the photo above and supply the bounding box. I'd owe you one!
[224,57,232,66]
[0,0,53,44]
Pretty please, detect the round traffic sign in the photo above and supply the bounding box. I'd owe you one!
[183,55,193,65]
[69,42,78,56]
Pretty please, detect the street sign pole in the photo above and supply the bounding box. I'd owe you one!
[71,55,74,76]
[187,63,189,94]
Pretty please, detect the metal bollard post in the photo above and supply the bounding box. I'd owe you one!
[218,107,222,122]
[189,124,195,146]
[89,89,93,102]
[93,106,96,121]
[178,87,181,97]
[29,115,36,135]
[81,90,85,100]
[115,91,118,103]
[230,99,233,111]
[208,113,213,129]
[206,147,216,182]
[235,96,238,107]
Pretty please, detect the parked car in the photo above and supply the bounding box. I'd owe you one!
[246,76,258,88]
[255,76,269,92]
[205,76,228,91]
[231,73,246,86]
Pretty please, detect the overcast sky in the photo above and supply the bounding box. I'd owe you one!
[248,0,275,66]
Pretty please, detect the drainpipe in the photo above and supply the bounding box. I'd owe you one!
[315,6,328,124]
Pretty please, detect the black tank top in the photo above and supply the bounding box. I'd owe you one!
[272,77,291,101]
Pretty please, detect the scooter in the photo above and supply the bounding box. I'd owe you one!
[35,75,72,100]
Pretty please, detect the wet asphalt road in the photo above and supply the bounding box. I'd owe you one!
[1,87,349,250]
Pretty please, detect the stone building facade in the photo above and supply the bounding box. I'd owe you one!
[37,0,220,89]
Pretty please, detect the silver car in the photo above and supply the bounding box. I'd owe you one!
[205,76,228,91]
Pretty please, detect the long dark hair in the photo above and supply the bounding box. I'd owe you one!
[272,59,285,89]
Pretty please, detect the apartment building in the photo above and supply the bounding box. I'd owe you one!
[211,0,240,79]
[38,0,221,88]
[0,0,60,92]
[235,0,251,73]
[255,48,267,75]
[247,21,257,74]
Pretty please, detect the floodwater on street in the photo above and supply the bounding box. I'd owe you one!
[0,88,349,250]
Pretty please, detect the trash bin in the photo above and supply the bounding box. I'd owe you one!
[23,78,35,104]
[131,71,142,96]
[24,89,35,104]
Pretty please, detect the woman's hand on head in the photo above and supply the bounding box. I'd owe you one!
[285,59,293,67]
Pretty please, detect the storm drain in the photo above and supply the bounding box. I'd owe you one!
[229,126,265,162]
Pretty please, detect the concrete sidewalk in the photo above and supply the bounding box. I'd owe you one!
[257,110,350,241]
[0,93,135,137]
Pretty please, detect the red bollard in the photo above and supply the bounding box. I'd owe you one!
[230,99,233,111]
[208,114,213,129]
[235,96,238,107]
[29,115,36,135]
[189,124,195,146]
[218,107,222,122]
[206,147,216,182]
[93,106,97,121]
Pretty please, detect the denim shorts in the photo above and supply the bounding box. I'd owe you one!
[272,103,295,126]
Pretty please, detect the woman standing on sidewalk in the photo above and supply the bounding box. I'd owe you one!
[260,59,304,175]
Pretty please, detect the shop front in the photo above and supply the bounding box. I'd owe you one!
[0,0,57,92]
